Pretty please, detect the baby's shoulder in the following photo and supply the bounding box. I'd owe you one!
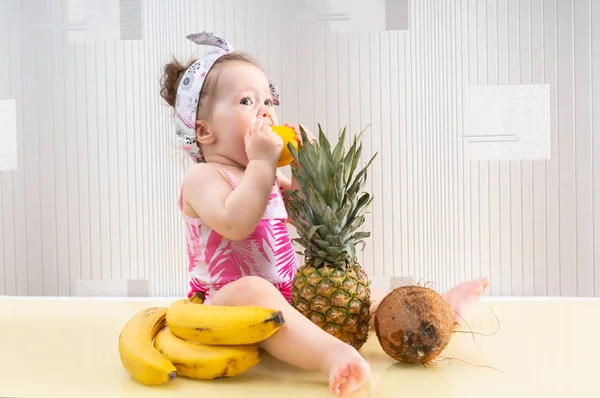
[184,163,215,184]
[183,163,234,191]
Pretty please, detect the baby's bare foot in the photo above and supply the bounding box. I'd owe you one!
[328,353,370,396]
[442,277,490,325]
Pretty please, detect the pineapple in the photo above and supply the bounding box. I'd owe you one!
[284,124,378,350]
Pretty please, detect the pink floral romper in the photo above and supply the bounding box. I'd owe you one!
[179,165,298,304]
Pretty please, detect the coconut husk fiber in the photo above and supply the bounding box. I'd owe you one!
[374,285,455,364]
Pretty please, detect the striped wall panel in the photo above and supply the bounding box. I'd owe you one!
[0,0,598,297]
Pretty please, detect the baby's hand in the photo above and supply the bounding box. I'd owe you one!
[245,118,283,165]
[284,123,316,147]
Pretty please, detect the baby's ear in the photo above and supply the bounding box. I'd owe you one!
[195,121,216,144]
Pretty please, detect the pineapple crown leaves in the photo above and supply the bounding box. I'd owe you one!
[284,124,378,267]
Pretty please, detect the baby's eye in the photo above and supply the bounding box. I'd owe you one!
[240,97,252,105]
[264,99,273,106]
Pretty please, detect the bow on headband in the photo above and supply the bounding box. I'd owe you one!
[174,31,280,163]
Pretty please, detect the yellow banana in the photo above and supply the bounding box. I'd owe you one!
[154,326,262,379]
[118,307,177,385]
[166,299,285,345]
[187,291,205,304]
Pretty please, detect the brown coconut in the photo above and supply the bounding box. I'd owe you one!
[374,285,456,364]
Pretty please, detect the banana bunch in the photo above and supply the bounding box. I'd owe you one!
[118,293,285,386]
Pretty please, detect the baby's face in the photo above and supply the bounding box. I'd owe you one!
[206,61,279,164]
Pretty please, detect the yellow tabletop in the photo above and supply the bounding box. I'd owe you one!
[0,296,598,398]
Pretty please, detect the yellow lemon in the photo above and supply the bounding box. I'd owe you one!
[271,125,298,167]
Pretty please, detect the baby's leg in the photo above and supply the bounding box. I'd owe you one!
[209,276,370,396]
[442,276,490,325]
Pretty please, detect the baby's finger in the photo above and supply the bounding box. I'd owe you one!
[283,122,300,134]
[295,131,303,146]
[253,118,264,133]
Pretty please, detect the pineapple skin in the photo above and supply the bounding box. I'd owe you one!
[291,259,371,351]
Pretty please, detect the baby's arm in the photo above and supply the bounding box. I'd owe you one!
[184,161,276,240]
[275,171,293,224]
[276,171,295,193]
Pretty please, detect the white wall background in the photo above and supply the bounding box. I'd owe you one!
[1,0,599,297]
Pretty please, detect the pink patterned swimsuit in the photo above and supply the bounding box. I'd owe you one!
[179,166,298,304]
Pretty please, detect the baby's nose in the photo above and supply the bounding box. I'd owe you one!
[262,113,273,124]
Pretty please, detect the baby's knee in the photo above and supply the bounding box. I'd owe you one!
[234,276,274,298]
[236,275,274,294]
[211,276,282,307]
